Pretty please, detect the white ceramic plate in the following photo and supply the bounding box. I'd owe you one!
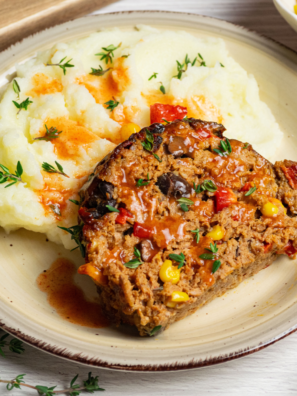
[1,11,297,372]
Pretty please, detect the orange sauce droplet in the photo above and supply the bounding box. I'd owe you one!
[27,73,63,97]
[37,258,109,328]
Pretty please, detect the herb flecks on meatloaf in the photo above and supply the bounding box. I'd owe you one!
[77,118,297,336]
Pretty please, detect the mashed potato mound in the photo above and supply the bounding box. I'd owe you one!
[0,25,283,249]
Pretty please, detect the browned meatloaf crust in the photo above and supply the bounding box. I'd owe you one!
[77,118,297,336]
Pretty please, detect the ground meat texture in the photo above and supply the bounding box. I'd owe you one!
[78,118,297,336]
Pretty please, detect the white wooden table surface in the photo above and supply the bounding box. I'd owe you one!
[1,0,297,395]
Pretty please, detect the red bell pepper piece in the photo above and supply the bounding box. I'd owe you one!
[241,182,253,192]
[79,207,96,225]
[215,187,237,213]
[150,103,187,124]
[263,242,272,253]
[133,222,155,238]
[282,165,297,189]
[284,241,297,257]
[115,208,133,225]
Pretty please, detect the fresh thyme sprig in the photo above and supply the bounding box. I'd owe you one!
[96,43,121,64]
[177,197,194,212]
[12,79,21,98]
[90,66,111,76]
[104,97,119,111]
[69,198,81,205]
[168,252,185,269]
[141,129,154,152]
[191,228,200,243]
[46,56,74,75]
[124,247,143,269]
[0,371,104,394]
[212,260,221,273]
[136,173,150,187]
[34,125,62,141]
[0,333,25,357]
[0,161,24,188]
[148,72,158,80]
[174,54,196,79]
[58,224,85,257]
[213,138,232,156]
[42,161,69,178]
[13,98,33,115]
[193,179,217,194]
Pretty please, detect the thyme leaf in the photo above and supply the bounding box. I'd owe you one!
[12,79,21,98]
[148,72,158,80]
[212,260,221,273]
[149,325,162,336]
[193,179,217,194]
[90,66,111,76]
[106,205,119,213]
[104,97,119,111]
[96,43,121,64]
[124,247,143,269]
[191,228,200,243]
[0,161,24,188]
[46,56,74,75]
[245,186,257,196]
[198,53,206,67]
[168,252,185,269]
[49,204,61,216]
[13,97,33,115]
[213,138,232,156]
[58,224,85,257]
[136,173,150,187]
[34,125,62,141]
[159,82,165,94]
[42,161,69,178]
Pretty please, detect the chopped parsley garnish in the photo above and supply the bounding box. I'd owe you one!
[193,179,217,194]
[58,224,85,257]
[0,161,23,188]
[136,173,150,187]
[168,252,185,269]
[46,56,74,75]
[106,205,120,213]
[95,43,121,64]
[104,98,119,111]
[124,247,143,269]
[191,228,200,243]
[213,138,232,156]
[245,186,257,196]
[159,83,165,94]
[148,72,158,80]
[90,66,111,76]
[34,124,62,141]
[212,260,221,273]
[177,197,194,212]
[149,325,162,336]
[13,97,33,115]
[12,79,21,98]
[49,203,61,216]
[42,161,69,178]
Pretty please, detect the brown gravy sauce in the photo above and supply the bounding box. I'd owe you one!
[37,258,109,328]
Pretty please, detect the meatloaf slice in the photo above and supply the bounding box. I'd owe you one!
[77,118,297,336]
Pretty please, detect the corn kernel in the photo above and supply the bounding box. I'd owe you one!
[261,202,279,217]
[171,291,190,302]
[294,4,297,14]
[166,301,177,308]
[206,225,224,240]
[159,260,181,284]
[121,123,141,140]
